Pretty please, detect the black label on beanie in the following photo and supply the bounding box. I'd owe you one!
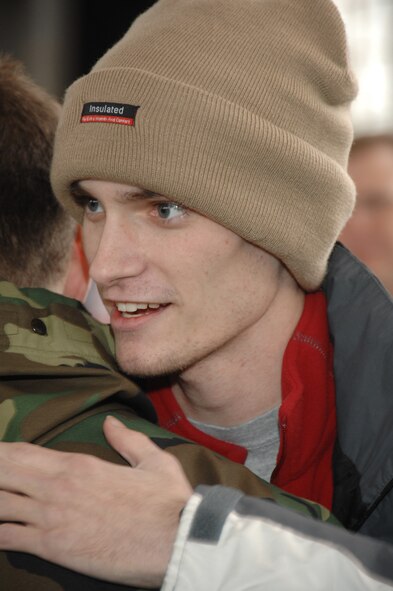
[80,102,139,126]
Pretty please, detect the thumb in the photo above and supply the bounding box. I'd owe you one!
[103,415,161,467]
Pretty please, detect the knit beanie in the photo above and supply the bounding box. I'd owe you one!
[51,0,358,290]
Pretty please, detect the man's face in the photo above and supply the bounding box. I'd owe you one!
[77,180,283,377]
[340,142,393,292]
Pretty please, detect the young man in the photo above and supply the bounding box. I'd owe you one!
[0,54,334,591]
[341,135,393,294]
[2,1,393,589]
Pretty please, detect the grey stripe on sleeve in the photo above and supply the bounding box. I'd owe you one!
[188,486,243,543]
[193,485,393,585]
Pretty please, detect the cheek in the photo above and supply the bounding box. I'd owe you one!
[197,242,277,311]
[82,223,100,266]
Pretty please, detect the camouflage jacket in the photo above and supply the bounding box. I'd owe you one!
[0,280,335,590]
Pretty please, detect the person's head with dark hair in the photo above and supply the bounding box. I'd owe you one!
[0,55,87,296]
[340,133,393,293]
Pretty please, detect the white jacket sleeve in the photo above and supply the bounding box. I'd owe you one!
[162,486,393,591]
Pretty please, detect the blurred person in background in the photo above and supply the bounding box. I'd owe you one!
[340,135,393,294]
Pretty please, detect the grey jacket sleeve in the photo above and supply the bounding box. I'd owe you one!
[162,486,393,591]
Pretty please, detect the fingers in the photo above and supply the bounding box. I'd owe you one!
[0,491,40,525]
[0,522,41,555]
[103,416,165,468]
[0,459,50,498]
[0,422,192,585]
[0,442,103,502]
[0,442,76,499]
[0,441,72,472]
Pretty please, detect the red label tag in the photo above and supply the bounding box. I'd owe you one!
[81,102,139,126]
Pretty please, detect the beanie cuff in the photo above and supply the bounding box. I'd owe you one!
[52,66,355,291]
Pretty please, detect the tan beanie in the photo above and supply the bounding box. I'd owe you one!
[51,0,358,290]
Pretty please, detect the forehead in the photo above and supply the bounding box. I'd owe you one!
[73,179,160,200]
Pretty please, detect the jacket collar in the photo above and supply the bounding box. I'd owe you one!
[323,243,393,528]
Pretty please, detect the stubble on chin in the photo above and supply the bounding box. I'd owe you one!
[113,327,224,380]
[114,339,207,379]
[114,343,183,378]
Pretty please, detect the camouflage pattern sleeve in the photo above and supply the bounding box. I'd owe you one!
[0,280,337,590]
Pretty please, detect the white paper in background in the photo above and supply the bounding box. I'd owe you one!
[83,280,110,324]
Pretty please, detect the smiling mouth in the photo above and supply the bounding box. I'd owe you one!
[115,302,169,318]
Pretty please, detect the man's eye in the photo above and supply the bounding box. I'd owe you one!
[86,198,103,214]
[155,203,186,220]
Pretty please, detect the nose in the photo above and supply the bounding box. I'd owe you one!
[86,216,147,287]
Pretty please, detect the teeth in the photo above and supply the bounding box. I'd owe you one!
[117,303,138,312]
[116,302,162,312]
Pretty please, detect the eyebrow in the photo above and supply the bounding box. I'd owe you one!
[70,181,162,201]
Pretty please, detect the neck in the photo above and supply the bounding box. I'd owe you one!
[172,273,305,427]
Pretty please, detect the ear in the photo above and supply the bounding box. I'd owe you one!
[62,225,90,301]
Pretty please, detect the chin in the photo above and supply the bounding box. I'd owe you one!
[114,338,216,378]
[116,351,182,378]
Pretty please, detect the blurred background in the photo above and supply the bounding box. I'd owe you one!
[1,0,392,136]
[0,0,156,99]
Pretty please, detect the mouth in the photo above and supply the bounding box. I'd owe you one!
[114,301,169,318]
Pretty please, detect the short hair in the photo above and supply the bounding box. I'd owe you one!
[0,55,75,288]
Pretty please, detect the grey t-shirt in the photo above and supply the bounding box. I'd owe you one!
[188,406,280,481]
